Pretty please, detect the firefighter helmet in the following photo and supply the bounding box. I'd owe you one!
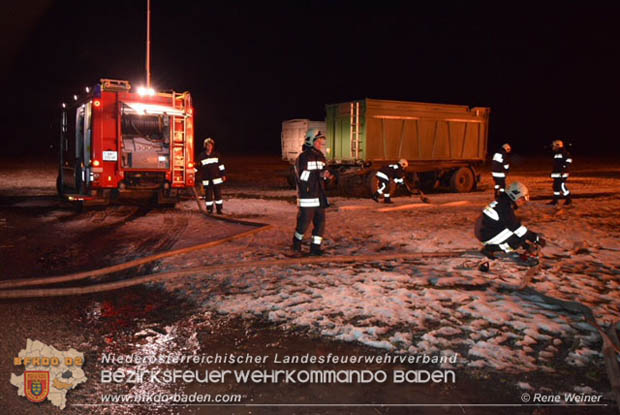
[506,182,530,202]
[552,139,564,150]
[398,159,409,169]
[502,143,511,153]
[203,137,215,148]
[304,128,326,147]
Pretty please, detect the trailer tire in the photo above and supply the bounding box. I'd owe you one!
[418,172,439,192]
[450,167,475,193]
[286,166,297,189]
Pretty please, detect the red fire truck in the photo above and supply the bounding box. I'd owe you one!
[58,79,195,206]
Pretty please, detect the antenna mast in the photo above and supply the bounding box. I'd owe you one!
[146,0,151,88]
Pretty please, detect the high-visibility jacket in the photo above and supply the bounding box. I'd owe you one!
[376,164,406,184]
[551,148,572,178]
[474,193,539,252]
[295,146,328,208]
[491,148,510,179]
[198,151,226,185]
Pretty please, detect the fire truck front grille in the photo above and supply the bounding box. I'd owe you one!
[124,172,166,189]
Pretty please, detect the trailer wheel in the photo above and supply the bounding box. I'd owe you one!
[367,171,395,197]
[418,172,439,192]
[286,166,297,189]
[450,167,475,193]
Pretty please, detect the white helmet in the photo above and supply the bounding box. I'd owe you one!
[502,143,511,153]
[552,139,564,150]
[506,182,529,202]
[203,137,215,148]
[304,128,326,147]
[398,159,409,169]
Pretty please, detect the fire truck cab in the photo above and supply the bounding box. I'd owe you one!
[58,78,195,206]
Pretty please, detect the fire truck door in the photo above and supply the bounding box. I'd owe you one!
[83,103,92,184]
[74,103,92,193]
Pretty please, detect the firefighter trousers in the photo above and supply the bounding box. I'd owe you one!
[376,178,391,199]
[203,183,223,211]
[493,177,506,199]
[552,177,570,199]
[294,207,325,246]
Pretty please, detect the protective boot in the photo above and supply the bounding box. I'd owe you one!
[563,196,572,206]
[206,203,214,214]
[371,193,380,203]
[216,206,223,214]
[384,196,394,204]
[480,245,496,259]
[309,243,324,256]
[292,237,302,252]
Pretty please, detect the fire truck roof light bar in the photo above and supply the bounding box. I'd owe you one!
[137,86,156,96]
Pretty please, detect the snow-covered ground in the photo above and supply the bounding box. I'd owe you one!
[157,158,620,400]
[1,155,619,404]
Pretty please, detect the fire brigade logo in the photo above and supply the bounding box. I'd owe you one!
[24,371,50,403]
[10,339,87,409]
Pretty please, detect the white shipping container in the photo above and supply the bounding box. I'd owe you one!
[281,119,327,163]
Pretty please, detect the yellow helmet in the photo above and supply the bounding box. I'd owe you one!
[552,139,563,150]
[502,143,511,153]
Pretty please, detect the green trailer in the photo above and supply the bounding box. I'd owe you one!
[325,98,490,194]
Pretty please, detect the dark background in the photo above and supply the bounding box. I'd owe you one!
[2,1,619,157]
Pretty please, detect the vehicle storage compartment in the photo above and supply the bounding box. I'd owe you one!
[121,112,171,169]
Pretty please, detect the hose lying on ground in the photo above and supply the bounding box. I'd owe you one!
[0,187,272,290]
[0,251,469,298]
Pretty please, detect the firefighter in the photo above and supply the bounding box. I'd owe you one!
[475,182,546,258]
[371,159,409,203]
[549,139,573,206]
[292,128,333,255]
[197,138,226,214]
[491,143,511,199]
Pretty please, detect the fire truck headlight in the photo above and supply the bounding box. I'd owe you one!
[92,159,100,167]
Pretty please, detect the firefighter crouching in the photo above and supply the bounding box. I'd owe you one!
[198,138,226,214]
[475,182,546,258]
[549,139,572,206]
[372,159,409,203]
[491,143,511,199]
[292,128,333,255]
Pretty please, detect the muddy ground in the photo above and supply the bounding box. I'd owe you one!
[0,154,618,414]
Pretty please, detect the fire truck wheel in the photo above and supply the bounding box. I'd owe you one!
[56,174,65,196]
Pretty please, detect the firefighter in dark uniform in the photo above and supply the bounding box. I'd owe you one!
[371,159,409,203]
[475,182,546,258]
[549,139,573,206]
[197,138,226,214]
[292,128,333,255]
[491,143,511,199]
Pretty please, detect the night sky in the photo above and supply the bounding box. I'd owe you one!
[2,1,620,157]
